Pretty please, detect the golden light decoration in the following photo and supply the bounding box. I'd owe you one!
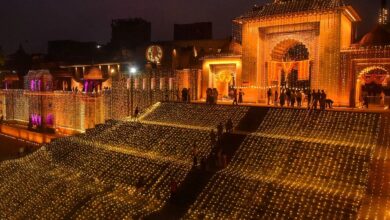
[185,108,383,219]
[216,71,233,83]
[0,103,250,218]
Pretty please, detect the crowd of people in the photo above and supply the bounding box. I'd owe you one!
[206,88,219,104]
[205,118,235,170]
[231,89,245,105]
[267,88,333,110]
[361,90,389,110]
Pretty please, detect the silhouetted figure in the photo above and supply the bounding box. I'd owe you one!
[28,116,33,130]
[238,89,244,103]
[297,91,302,107]
[320,90,327,110]
[307,90,312,109]
[286,89,291,107]
[291,91,296,108]
[165,89,169,101]
[326,99,334,109]
[267,89,272,105]
[280,91,286,107]
[274,90,278,106]
[312,90,318,110]
[232,89,238,105]
[217,122,223,139]
[182,88,188,102]
[206,88,212,104]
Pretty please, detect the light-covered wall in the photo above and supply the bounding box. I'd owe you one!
[340,48,390,107]
[241,9,356,105]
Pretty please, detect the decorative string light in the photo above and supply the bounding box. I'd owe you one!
[186,109,383,219]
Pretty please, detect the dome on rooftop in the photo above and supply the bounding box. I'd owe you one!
[359,25,390,47]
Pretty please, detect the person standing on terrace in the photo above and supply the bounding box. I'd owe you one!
[291,91,296,108]
[307,90,312,109]
[267,88,272,105]
[312,90,318,110]
[274,90,279,106]
[320,90,327,110]
[296,91,302,107]
[286,89,291,107]
[238,89,244,104]
[279,91,286,107]
[232,89,238,105]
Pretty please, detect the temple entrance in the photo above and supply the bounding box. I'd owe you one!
[356,66,390,107]
[215,71,235,100]
[210,64,237,100]
[268,39,311,95]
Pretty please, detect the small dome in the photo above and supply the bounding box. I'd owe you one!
[359,25,390,47]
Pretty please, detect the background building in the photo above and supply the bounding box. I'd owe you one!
[110,18,151,50]
[174,22,213,41]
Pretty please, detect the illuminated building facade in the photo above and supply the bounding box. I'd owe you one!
[1,0,390,135]
[202,0,390,106]
[229,0,360,104]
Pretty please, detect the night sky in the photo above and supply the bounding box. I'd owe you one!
[0,0,383,54]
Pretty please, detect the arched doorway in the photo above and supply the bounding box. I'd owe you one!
[209,63,237,100]
[356,66,390,107]
[269,39,311,93]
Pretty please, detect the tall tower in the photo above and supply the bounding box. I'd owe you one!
[379,0,389,25]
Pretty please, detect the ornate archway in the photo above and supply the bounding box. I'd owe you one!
[356,66,390,106]
[269,39,311,91]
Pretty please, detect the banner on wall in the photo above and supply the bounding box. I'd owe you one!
[268,60,310,82]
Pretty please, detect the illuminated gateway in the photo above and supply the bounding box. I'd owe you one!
[0,0,389,134]
[203,0,390,106]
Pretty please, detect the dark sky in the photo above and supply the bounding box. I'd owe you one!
[0,0,383,54]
